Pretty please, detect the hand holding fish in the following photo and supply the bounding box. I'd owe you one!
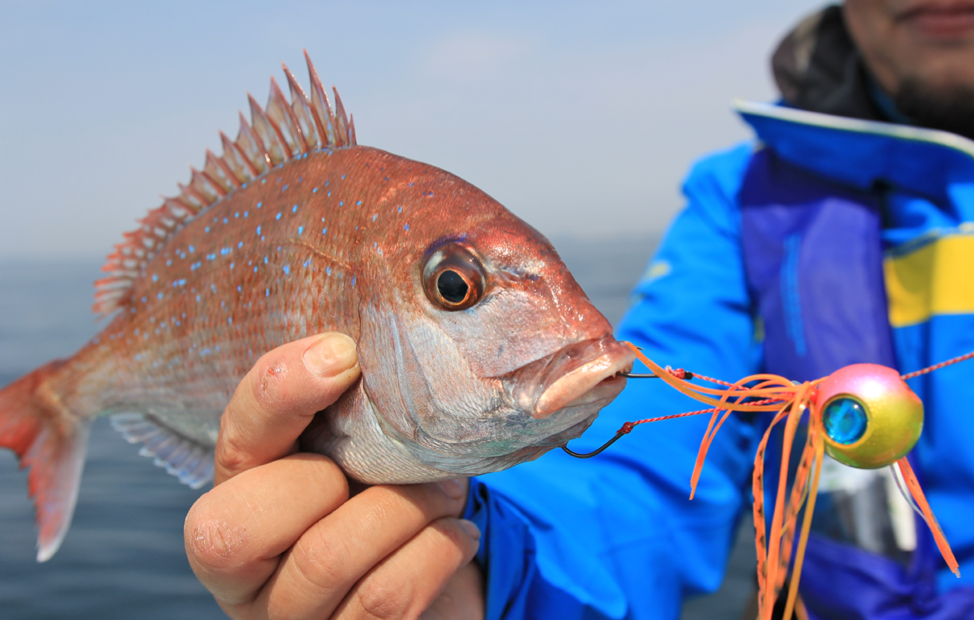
[184,333,485,620]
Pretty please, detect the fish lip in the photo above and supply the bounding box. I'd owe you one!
[508,336,635,420]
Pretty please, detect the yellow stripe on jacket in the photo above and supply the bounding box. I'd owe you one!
[885,232,974,328]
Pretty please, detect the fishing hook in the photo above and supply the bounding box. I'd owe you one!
[562,422,635,458]
[561,363,696,458]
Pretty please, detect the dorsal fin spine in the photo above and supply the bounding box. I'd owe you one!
[94,54,355,318]
[177,182,209,211]
[189,168,225,202]
[305,50,336,148]
[204,150,240,191]
[333,87,349,147]
[248,94,290,165]
[282,63,319,151]
[235,112,271,173]
[267,77,307,155]
[219,132,257,182]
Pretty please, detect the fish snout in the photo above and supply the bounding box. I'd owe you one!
[509,336,635,420]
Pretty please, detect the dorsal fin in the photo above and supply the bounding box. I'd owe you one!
[93,52,357,318]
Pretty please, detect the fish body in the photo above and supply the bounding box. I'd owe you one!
[0,56,634,561]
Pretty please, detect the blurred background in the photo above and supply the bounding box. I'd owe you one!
[1,1,824,617]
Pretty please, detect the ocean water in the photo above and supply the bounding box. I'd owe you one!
[0,237,755,619]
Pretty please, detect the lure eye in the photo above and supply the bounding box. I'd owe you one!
[822,397,868,445]
[422,244,486,311]
[815,364,924,469]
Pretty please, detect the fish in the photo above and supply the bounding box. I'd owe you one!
[0,53,635,562]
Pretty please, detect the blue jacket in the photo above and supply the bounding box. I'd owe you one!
[464,100,974,619]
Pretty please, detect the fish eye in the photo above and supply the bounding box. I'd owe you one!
[422,244,486,310]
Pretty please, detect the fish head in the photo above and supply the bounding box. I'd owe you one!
[322,163,635,482]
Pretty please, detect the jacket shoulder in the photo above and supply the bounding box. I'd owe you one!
[679,141,757,234]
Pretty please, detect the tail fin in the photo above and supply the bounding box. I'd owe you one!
[0,361,91,562]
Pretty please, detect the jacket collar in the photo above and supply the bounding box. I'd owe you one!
[735,100,974,204]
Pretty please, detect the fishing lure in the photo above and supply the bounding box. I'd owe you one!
[565,343,972,620]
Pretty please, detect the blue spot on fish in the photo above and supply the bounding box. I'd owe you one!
[205,226,210,233]
[357,200,362,206]
[283,265,290,275]
[326,267,332,275]
[298,226,304,234]
[313,187,318,193]
[404,224,410,231]
[257,225,262,235]
[152,274,159,282]
[188,245,195,253]
[238,241,243,248]
[372,214,377,222]
[322,227,328,234]
[265,288,270,297]
[276,213,282,220]
[292,205,298,213]
[257,201,263,208]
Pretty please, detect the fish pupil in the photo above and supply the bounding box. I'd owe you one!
[437,270,468,304]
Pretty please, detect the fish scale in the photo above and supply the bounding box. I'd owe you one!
[64,149,435,445]
[0,54,635,562]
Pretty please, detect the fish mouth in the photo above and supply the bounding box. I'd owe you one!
[508,336,635,420]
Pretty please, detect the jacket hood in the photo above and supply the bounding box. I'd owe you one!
[772,5,885,121]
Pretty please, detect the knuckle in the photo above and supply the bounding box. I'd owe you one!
[356,575,415,620]
[290,525,351,592]
[401,483,462,522]
[214,416,255,475]
[251,355,291,412]
[184,498,248,572]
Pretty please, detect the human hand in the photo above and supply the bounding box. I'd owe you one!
[184,333,485,619]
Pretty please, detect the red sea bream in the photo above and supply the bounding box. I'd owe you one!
[0,54,635,561]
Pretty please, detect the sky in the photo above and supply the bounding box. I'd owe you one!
[0,0,826,259]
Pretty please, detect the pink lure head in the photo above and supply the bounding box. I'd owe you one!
[813,363,924,469]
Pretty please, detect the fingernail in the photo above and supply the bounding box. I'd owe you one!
[304,333,358,377]
[437,478,464,501]
[459,519,481,541]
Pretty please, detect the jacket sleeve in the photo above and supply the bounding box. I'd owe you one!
[463,142,765,620]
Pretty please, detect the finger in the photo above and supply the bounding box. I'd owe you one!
[336,517,481,620]
[250,479,469,620]
[215,332,359,485]
[185,453,349,607]
[419,561,485,620]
